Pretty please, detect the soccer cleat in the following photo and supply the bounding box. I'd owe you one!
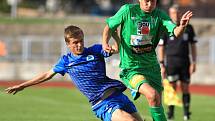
[183,115,189,121]
[183,112,191,121]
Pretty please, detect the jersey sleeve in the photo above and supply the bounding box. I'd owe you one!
[159,10,177,36]
[158,33,167,46]
[106,4,129,32]
[89,44,111,58]
[53,56,67,76]
[187,24,197,43]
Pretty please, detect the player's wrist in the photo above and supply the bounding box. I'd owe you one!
[159,60,165,66]
[191,62,196,65]
[191,60,196,64]
[179,24,186,29]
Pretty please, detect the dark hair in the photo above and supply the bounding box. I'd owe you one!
[64,25,84,43]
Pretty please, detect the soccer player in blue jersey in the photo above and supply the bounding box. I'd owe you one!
[5,25,143,121]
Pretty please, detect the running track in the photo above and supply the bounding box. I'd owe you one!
[0,81,215,96]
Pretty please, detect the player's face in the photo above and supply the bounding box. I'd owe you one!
[139,0,157,13]
[169,8,179,23]
[67,36,84,55]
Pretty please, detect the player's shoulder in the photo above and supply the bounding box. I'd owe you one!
[54,53,70,65]
[88,44,102,50]
[61,53,71,62]
[86,44,102,53]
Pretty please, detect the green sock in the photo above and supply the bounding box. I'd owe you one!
[150,106,167,121]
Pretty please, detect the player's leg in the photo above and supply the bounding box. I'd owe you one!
[129,74,166,121]
[119,68,166,121]
[139,83,161,106]
[92,92,144,121]
[111,92,144,121]
[112,109,143,121]
[180,65,191,120]
[138,83,167,121]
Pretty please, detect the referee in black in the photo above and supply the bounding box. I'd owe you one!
[158,4,197,121]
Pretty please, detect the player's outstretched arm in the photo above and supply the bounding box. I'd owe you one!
[5,70,56,95]
[174,11,193,37]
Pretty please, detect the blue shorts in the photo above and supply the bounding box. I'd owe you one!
[92,92,137,121]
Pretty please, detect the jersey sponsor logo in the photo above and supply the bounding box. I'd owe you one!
[137,21,150,35]
[130,34,153,54]
[130,21,153,54]
[130,35,152,46]
[132,45,153,54]
[86,55,94,61]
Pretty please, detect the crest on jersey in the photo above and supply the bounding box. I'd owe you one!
[137,21,150,35]
[86,55,94,61]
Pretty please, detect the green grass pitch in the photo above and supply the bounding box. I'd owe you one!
[0,87,215,121]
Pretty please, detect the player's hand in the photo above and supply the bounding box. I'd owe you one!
[5,85,24,95]
[102,43,113,53]
[189,63,196,75]
[110,44,119,54]
[180,11,193,27]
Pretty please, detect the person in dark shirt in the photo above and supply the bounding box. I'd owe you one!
[5,25,143,121]
[158,4,197,121]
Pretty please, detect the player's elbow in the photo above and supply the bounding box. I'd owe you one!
[44,71,55,81]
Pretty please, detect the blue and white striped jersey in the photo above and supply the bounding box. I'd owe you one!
[53,44,126,105]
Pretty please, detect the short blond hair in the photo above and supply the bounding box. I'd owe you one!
[64,25,84,43]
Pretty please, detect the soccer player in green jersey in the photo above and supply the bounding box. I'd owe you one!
[102,0,193,121]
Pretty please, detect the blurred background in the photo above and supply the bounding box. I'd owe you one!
[0,0,215,84]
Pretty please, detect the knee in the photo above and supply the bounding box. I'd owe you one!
[146,90,157,103]
[138,84,161,106]
[146,90,161,106]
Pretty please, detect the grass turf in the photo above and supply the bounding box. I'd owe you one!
[0,87,215,121]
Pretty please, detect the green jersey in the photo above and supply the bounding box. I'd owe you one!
[106,4,176,69]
